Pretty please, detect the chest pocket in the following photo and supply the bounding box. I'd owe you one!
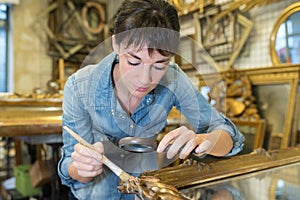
[135,104,169,137]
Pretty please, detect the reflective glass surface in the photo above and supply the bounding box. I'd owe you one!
[180,162,300,200]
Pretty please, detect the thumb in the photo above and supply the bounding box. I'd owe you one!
[90,142,104,161]
[195,140,212,154]
[93,142,104,154]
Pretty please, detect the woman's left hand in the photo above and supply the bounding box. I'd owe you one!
[157,127,233,159]
[156,126,206,159]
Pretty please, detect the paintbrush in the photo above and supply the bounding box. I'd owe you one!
[63,126,132,181]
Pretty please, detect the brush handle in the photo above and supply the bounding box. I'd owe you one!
[63,126,130,181]
[101,155,123,176]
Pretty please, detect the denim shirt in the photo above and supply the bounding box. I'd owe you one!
[57,52,245,199]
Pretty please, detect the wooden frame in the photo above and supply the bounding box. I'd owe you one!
[231,119,266,154]
[175,34,197,71]
[36,0,107,87]
[199,10,236,58]
[195,6,253,72]
[227,13,253,67]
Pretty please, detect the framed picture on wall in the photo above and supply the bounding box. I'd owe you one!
[247,68,299,149]
[231,119,267,154]
[198,65,300,150]
[175,35,196,71]
[198,8,235,61]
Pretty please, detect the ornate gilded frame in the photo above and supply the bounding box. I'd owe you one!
[270,2,300,65]
[246,67,299,149]
[197,65,300,149]
[170,0,215,16]
[144,147,300,189]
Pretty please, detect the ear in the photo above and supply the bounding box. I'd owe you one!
[112,35,120,54]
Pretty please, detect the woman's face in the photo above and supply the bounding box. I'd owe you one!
[114,44,171,99]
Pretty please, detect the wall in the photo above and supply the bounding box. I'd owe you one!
[234,0,299,69]
[13,0,51,93]
[11,0,299,92]
[12,0,108,93]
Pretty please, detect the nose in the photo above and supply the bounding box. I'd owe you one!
[138,65,152,85]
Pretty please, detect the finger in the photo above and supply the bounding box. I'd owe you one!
[74,143,90,156]
[93,142,104,152]
[72,149,104,178]
[73,160,103,171]
[93,142,104,155]
[74,144,103,162]
[166,131,194,159]
[197,131,221,154]
[72,150,103,165]
[195,140,212,154]
[179,138,197,159]
[157,129,180,152]
[179,134,206,159]
[75,163,103,178]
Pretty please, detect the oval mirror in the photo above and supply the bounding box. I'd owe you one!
[270,2,300,65]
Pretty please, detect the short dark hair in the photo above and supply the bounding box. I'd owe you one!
[112,0,180,56]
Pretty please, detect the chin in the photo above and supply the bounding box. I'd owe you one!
[131,91,148,99]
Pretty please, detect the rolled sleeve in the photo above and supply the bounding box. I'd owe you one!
[215,113,245,157]
[57,147,93,189]
[57,149,73,186]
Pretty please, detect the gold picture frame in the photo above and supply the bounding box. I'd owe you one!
[231,119,266,154]
[170,0,215,16]
[144,147,300,189]
[197,65,300,149]
[247,67,299,149]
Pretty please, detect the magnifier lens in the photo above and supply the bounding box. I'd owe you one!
[119,137,157,153]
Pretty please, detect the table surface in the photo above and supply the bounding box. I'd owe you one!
[0,101,62,137]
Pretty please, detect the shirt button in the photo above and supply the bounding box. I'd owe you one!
[111,110,115,116]
[146,97,152,105]
[120,114,125,119]
[130,124,134,129]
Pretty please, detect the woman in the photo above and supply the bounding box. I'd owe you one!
[57,0,245,199]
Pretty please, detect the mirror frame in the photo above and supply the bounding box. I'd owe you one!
[270,2,300,65]
[197,65,300,149]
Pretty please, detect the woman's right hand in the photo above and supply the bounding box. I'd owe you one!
[69,142,104,182]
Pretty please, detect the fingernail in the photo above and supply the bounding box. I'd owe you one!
[196,140,211,153]
[167,153,174,159]
[195,147,204,154]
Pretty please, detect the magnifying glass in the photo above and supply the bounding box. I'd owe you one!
[118,137,157,153]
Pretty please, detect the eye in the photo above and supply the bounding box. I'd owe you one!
[151,64,167,71]
[128,61,139,66]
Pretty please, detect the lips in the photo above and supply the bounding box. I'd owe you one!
[135,87,149,92]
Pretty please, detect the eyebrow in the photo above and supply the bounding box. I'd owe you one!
[127,52,170,63]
